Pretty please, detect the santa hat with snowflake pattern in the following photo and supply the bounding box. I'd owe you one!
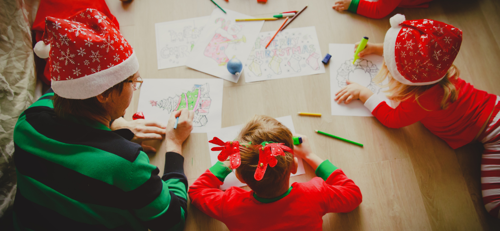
[383,14,463,86]
[33,8,139,99]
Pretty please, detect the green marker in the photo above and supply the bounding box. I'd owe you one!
[353,36,369,64]
[273,13,295,18]
[315,130,363,147]
[293,136,303,145]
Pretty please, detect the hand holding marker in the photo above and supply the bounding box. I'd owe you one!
[353,37,369,64]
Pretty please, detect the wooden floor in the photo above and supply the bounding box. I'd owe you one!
[106,0,500,230]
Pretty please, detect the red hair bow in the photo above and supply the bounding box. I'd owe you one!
[254,143,293,181]
[209,137,241,169]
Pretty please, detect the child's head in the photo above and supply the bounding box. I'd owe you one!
[235,115,297,197]
[379,14,463,109]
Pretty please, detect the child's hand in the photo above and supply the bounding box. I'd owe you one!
[354,42,384,57]
[332,0,351,12]
[335,80,374,104]
[293,134,313,160]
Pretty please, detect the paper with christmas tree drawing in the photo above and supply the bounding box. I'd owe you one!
[244,27,325,82]
[186,9,264,83]
[207,116,305,190]
[329,44,391,116]
[137,79,223,133]
[155,16,209,69]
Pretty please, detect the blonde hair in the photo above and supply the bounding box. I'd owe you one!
[235,115,294,197]
[374,61,459,110]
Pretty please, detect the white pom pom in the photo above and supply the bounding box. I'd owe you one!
[33,41,50,59]
[390,14,406,28]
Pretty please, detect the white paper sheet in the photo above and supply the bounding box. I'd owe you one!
[155,16,209,69]
[329,44,390,117]
[186,9,264,83]
[244,26,325,82]
[137,79,223,133]
[206,116,305,190]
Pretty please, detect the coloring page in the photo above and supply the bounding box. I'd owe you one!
[137,79,223,133]
[330,44,390,116]
[186,9,264,83]
[244,26,325,82]
[155,16,209,69]
[206,116,305,190]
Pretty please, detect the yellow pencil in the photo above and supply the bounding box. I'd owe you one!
[235,18,278,21]
[298,112,322,117]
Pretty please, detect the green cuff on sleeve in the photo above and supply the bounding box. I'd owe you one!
[209,161,233,182]
[315,160,339,181]
[347,0,360,13]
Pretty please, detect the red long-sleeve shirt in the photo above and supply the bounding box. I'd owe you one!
[188,160,362,231]
[364,77,497,149]
[347,0,433,19]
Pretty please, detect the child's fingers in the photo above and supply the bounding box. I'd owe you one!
[345,95,353,104]
[335,86,347,96]
[346,80,352,85]
[336,91,349,103]
[335,88,347,99]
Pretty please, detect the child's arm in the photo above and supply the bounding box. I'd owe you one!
[335,83,430,128]
[334,0,402,19]
[294,135,362,213]
[188,161,233,221]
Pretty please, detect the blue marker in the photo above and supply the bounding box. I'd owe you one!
[322,53,332,64]
[174,117,179,129]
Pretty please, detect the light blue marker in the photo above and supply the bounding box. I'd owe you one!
[174,117,179,129]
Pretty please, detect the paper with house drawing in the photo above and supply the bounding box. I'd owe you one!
[207,116,305,190]
[330,44,390,117]
[137,79,223,133]
[244,27,325,82]
[155,16,209,69]
[186,9,264,83]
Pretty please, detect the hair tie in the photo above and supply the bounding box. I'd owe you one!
[209,137,241,169]
[208,137,293,181]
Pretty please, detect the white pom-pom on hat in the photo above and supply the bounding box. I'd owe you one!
[390,14,406,28]
[33,41,50,59]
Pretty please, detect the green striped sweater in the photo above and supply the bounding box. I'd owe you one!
[13,91,187,231]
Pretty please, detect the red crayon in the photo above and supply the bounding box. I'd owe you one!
[283,11,297,13]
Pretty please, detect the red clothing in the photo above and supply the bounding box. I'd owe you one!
[364,77,497,149]
[348,0,433,19]
[32,0,119,85]
[188,161,362,231]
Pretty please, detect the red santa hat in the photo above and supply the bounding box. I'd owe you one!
[33,8,139,99]
[383,14,462,86]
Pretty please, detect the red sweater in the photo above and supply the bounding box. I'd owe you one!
[188,161,362,231]
[347,0,433,19]
[364,77,497,149]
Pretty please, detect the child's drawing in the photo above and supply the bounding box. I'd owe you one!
[329,44,390,117]
[137,79,224,133]
[203,18,246,66]
[149,83,211,127]
[336,59,380,94]
[186,9,264,83]
[243,27,325,83]
[206,116,305,190]
[155,16,209,69]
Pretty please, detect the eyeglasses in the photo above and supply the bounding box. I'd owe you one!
[127,76,143,90]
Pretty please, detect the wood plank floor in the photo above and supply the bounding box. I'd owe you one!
[106,0,500,230]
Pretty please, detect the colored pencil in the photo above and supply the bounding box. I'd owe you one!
[265,17,289,49]
[315,130,364,147]
[298,112,322,117]
[174,117,179,129]
[283,11,298,14]
[210,0,226,14]
[280,5,307,32]
[236,18,278,21]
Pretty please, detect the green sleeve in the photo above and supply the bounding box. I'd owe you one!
[347,0,360,13]
[315,160,339,181]
[209,161,233,182]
